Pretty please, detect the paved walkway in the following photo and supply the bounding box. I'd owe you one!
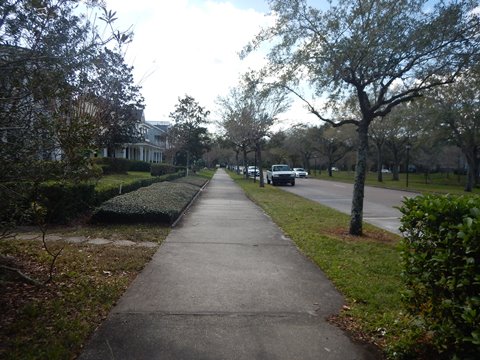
[79,170,379,360]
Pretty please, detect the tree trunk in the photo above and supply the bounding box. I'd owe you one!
[350,122,369,236]
[243,148,248,179]
[474,157,480,188]
[257,144,265,187]
[376,143,383,182]
[464,152,476,192]
[392,150,400,181]
[235,150,240,174]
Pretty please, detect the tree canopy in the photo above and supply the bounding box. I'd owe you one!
[0,0,142,233]
[218,71,290,186]
[168,95,210,173]
[245,0,480,234]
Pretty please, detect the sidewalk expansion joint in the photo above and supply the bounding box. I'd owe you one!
[167,241,293,247]
[114,310,322,318]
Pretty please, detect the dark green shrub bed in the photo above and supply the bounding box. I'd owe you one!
[173,176,208,188]
[94,171,185,205]
[399,194,480,359]
[151,163,185,176]
[93,158,131,174]
[92,181,201,224]
[93,158,153,174]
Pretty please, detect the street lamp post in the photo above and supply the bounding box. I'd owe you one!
[406,144,411,188]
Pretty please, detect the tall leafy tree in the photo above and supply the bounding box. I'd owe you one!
[0,0,137,239]
[217,86,255,175]
[425,66,480,191]
[90,48,144,155]
[370,102,419,181]
[219,71,290,186]
[284,124,321,169]
[169,95,210,174]
[319,124,356,176]
[245,0,480,234]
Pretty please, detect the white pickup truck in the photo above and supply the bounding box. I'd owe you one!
[266,164,296,186]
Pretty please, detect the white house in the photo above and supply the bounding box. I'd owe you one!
[97,115,170,163]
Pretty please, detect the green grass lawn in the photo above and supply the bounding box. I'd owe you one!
[310,170,479,195]
[94,169,215,192]
[0,169,216,360]
[229,171,420,357]
[94,171,154,191]
[0,225,169,360]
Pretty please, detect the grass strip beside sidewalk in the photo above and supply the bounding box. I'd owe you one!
[230,172,412,356]
[0,170,216,360]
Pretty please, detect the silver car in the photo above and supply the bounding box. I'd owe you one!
[247,166,260,177]
[293,168,308,178]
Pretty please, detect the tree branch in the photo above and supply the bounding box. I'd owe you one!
[279,84,358,127]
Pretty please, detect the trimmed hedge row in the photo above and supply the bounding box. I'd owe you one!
[1,171,187,225]
[93,158,153,174]
[94,171,185,205]
[91,181,203,224]
[173,176,209,188]
[151,163,186,176]
[399,194,480,359]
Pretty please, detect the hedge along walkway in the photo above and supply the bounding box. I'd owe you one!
[13,233,158,248]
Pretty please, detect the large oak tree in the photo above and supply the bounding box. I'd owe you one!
[245,0,480,234]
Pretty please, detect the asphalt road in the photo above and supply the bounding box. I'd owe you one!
[277,177,418,234]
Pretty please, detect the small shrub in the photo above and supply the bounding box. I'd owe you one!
[174,176,208,188]
[94,171,185,205]
[399,194,480,359]
[92,181,200,224]
[127,160,151,172]
[38,183,96,224]
[151,163,185,176]
[93,158,131,174]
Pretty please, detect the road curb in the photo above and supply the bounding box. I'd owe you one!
[171,179,210,228]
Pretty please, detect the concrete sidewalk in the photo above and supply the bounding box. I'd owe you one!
[79,169,379,360]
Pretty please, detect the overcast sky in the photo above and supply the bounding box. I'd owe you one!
[104,0,322,130]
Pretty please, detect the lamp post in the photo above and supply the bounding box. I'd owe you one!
[406,144,411,188]
[314,156,317,176]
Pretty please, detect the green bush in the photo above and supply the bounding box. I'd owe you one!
[38,183,96,224]
[127,160,151,172]
[92,181,200,224]
[399,194,480,359]
[2,172,187,225]
[0,182,37,229]
[151,163,185,176]
[94,171,185,205]
[93,157,152,173]
[93,158,131,174]
[174,176,208,188]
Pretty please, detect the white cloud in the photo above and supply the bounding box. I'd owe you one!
[105,0,272,123]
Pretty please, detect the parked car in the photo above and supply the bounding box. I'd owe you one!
[293,168,308,178]
[381,168,391,173]
[266,164,296,186]
[331,167,339,172]
[247,166,260,177]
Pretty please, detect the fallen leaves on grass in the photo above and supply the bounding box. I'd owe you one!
[0,237,157,360]
[326,227,400,244]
